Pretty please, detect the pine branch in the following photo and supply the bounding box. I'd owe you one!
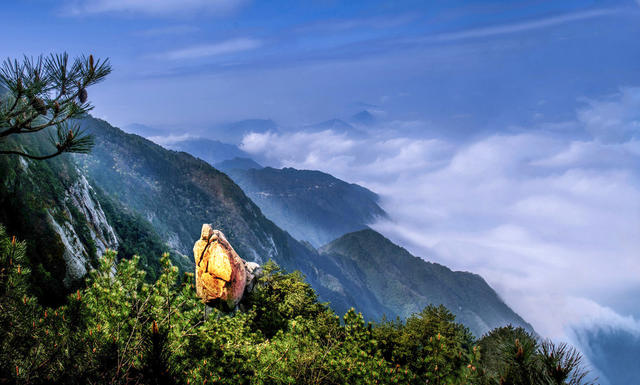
[0,52,110,160]
[0,122,94,160]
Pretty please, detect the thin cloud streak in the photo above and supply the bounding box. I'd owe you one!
[65,0,246,16]
[428,8,621,42]
[135,25,200,37]
[160,38,262,60]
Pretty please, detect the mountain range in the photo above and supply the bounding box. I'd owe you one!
[221,166,388,247]
[0,114,532,337]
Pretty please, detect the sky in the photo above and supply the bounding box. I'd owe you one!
[3,0,640,382]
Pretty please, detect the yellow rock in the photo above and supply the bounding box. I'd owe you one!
[193,224,247,310]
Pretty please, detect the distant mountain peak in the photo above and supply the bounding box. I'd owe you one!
[167,138,249,165]
[223,119,277,132]
[350,110,376,126]
[223,166,387,247]
[307,118,353,131]
[207,119,278,145]
[214,157,263,172]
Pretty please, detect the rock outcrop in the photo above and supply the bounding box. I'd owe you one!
[193,224,261,310]
[50,171,119,287]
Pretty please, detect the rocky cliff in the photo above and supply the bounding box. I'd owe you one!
[0,133,118,303]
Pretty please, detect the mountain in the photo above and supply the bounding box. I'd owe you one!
[123,123,167,137]
[223,166,387,247]
[0,114,532,337]
[350,110,376,126]
[571,326,640,385]
[76,117,287,263]
[303,118,368,137]
[167,138,249,165]
[306,119,353,132]
[319,229,534,336]
[0,132,118,304]
[75,116,531,335]
[208,119,277,144]
[72,117,407,322]
[214,157,263,172]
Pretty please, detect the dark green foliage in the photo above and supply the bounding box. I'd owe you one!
[0,137,79,305]
[320,229,533,336]
[373,305,477,384]
[0,226,595,384]
[243,260,327,338]
[0,53,111,160]
[477,326,595,385]
[92,184,178,281]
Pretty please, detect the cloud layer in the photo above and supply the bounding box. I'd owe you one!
[240,89,640,350]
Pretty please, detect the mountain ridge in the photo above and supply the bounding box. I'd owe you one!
[223,166,387,247]
[0,114,532,337]
[320,229,534,336]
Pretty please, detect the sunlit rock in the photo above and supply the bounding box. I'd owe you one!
[193,224,261,311]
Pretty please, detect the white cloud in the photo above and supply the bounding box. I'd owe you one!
[429,8,620,42]
[577,87,640,142]
[65,0,245,16]
[161,38,261,60]
[147,133,195,146]
[136,25,199,37]
[240,88,640,354]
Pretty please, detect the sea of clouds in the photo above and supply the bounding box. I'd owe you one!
[240,87,640,382]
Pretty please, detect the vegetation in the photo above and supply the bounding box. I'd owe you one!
[0,131,84,306]
[0,225,595,384]
[0,53,111,160]
[68,115,534,334]
[320,229,533,336]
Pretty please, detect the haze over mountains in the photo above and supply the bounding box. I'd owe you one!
[90,115,530,336]
[4,0,639,382]
[126,101,640,384]
[0,113,535,339]
[222,166,387,247]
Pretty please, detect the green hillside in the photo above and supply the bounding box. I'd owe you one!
[320,230,533,336]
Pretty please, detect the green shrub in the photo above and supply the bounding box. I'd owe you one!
[0,225,595,385]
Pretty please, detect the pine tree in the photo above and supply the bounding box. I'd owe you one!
[0,53,111,160]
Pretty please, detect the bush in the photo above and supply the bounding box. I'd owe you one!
[0,225,596,384]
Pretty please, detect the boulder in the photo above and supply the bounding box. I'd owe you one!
[193,224,263,311]
[193,225,247,310]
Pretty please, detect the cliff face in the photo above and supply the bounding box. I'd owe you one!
[50,173,118,286]
[0,133,118,303]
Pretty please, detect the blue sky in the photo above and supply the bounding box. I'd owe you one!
[3,1,640,382]
[3,0,640,130]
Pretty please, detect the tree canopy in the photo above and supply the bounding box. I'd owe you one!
[0,225,596,384]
